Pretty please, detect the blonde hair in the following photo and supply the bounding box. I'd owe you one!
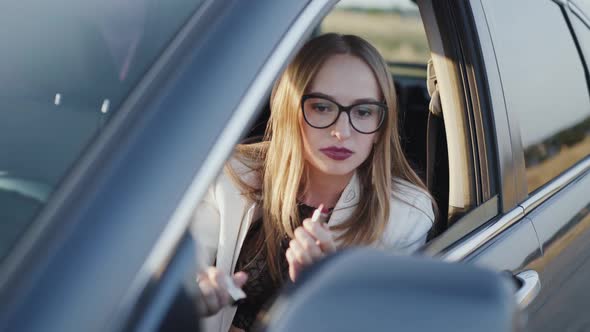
[228,33,434,282]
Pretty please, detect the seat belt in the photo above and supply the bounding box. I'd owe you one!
[426,58,443,193]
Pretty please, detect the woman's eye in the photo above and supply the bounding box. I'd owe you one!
[312,104,332,112]
[354,108,373,118]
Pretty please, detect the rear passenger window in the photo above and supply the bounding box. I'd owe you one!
[0,1,204,261]
[481,0,590,193]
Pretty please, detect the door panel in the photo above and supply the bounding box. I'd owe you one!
[466,218,541,273]
[525,172,590,331]
[463,217,542,322]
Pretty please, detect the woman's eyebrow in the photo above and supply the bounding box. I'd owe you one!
[308,92,380,104]
[352,97,381,104]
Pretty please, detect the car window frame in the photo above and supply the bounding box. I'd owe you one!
[427,0,590,260]
[418,0,504,256]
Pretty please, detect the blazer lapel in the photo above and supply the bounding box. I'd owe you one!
[328,173,361,243]
[230,202,259,271]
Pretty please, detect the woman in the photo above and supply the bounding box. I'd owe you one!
[191,33,436,332]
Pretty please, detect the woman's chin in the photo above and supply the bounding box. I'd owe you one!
[314,161,358,177]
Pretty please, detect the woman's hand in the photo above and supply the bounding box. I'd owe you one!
[196,267,248,317]
[286,218,337,282]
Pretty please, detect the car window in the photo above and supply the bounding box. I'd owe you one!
[481,0,590,194]
[0,0,204,261]
[319,0,429,71]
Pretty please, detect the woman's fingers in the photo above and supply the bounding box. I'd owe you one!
[197,278,221,315]
[196,268,249,316]
[286,248,301,282]
[294,227,324,259]
[287,202,339,283]
[302,219,337,253]
[207,267,230,306]
[286,219,337,283]
[232,271,248,288]
[289,239,312,265]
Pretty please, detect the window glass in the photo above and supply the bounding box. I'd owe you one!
[482,0,590,193]
[0,0,203,261]
[319,0,429,74]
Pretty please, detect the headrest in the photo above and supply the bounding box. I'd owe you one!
[427,58,443,117]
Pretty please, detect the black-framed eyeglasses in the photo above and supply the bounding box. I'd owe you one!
[301,94,386,134]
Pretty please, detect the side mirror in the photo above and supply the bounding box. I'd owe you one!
[261,248,519,332]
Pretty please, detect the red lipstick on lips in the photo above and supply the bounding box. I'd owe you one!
[320,146,354,161]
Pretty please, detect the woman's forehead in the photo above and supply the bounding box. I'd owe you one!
[307,54,381,104]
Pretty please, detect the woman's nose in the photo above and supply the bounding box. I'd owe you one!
[331,113,352,141]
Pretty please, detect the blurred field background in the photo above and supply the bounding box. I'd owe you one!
[320,8,430,65]
[526,136,590,192]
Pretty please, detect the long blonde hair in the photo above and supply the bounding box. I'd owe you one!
[228,33,433,282]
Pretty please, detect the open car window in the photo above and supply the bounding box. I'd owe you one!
[319,0,429,65]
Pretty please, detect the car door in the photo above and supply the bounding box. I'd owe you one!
[502,1,590,330]
[0,0,332,331]
[431,0,590,330]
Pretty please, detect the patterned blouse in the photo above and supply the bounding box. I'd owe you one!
[232,203,332,331]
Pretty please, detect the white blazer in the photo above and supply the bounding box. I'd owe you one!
[190,160,434,332]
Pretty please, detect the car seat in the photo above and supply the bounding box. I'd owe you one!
[425,58,449,239]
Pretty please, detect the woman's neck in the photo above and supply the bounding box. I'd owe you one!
[300,169,353,209]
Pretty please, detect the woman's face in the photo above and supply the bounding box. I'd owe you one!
[300,54,381,177]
